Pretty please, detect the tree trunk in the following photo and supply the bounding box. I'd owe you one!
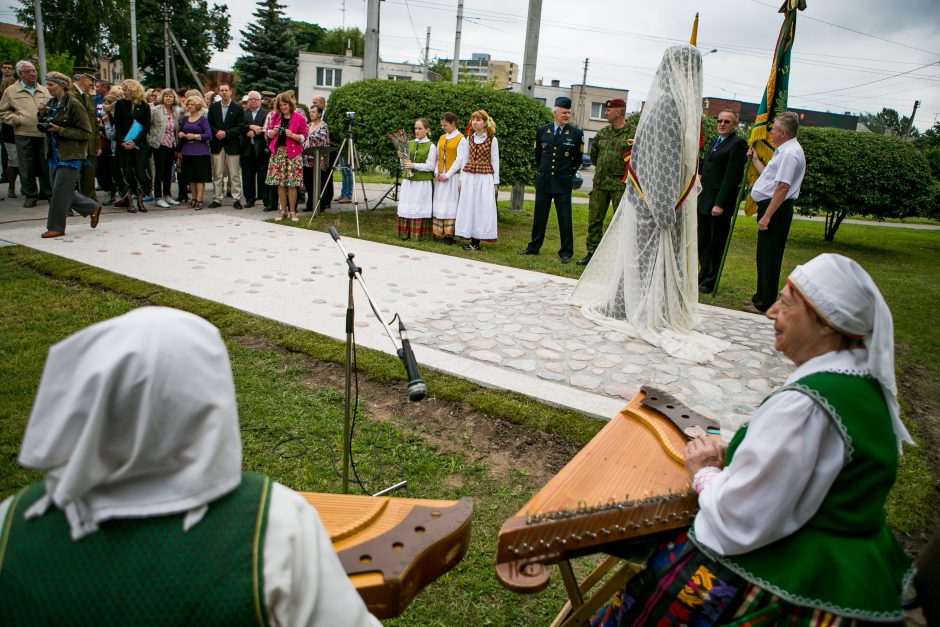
[510,183,525,212]
[824,207,848,241]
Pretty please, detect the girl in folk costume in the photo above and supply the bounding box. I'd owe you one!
[455,110,499,251]
[396,118,437,240]
[431,112,468,244]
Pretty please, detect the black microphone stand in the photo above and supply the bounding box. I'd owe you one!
[328,227,426,495]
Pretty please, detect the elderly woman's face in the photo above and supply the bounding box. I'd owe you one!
[46,80,63,97]
[163,92,174,106]
[766,284,829,366]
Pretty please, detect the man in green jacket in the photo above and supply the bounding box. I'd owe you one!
[71,67,99,200]
[578,98,634,265]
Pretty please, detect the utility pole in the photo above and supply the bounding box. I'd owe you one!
[33,0,47,76]
[167,28,204,92]
[424,26,431,80]
[363,0,380,79]
[903,100,921,138]
[511,0,543,210]
[575,58,588,127]
[163,6,171,88]
[452,0,464,85]
[130,0,139,80]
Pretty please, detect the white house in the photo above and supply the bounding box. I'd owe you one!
[297,50,427,106]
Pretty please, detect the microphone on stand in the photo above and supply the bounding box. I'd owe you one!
[396,319,427,402]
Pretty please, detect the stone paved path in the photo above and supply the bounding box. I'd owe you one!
[1,200,791,427]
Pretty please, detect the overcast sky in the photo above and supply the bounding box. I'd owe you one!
[5,0,939,131]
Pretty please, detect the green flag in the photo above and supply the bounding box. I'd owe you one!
[744,0,806,216]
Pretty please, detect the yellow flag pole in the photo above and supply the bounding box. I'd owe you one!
[690,12,699,46]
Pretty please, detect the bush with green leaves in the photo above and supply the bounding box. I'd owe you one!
[797,127,935,238]
[323,80,552,185]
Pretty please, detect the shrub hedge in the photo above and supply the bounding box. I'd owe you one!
[798,127,934,221]
[323,80,552,185]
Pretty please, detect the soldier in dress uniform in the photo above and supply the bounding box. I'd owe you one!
[519,96,584,263]
[577,98,634,265]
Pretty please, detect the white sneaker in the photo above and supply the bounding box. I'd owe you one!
[156,198,170,208]
[165,196,180,206]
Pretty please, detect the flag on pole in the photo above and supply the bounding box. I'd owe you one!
[744,0,806,216]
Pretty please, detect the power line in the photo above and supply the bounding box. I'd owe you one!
[797,60,940,97]
[748,0,940,57]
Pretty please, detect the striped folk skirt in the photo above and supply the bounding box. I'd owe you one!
[396,216,432,240]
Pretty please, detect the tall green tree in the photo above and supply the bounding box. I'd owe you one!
[0,34,33,64]
[234,0,298,94]
[317,27,364,57]
[288,20,326,52]
[15,0,230,86]
[859,107,913,136]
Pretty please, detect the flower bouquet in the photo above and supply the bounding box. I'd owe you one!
[388,129,412,178]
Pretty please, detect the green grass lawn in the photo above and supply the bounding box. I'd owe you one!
[1,200,937,622]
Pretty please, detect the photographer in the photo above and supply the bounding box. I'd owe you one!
[264,92,307,221]
[36,72,102,238]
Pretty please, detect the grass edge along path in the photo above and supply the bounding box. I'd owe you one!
[2,244,933,535]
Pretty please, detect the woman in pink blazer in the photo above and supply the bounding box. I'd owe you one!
[265,92,308,221]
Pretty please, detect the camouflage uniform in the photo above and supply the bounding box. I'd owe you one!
[585,122,634,255]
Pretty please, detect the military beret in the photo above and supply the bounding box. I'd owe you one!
[554,96,572,109]
[605,98,626,108]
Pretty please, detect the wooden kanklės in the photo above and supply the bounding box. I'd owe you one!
[300,492,473,619]
[495,385,718,621]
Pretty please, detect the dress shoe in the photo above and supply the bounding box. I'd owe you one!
[135,195,147,213]
[41,230,64,238]
[517,248,538,255]
[233,200,243,209]
[208,200,222,209]
[90,205,102,229]
[244,201,255,208]
[576,253,593,266]
[23,198,37,208]
[560,255,572,264]
[741,301,763,315]
[262,206,274,212]
[114,194,129,208]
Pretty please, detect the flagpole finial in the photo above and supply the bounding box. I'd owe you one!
[690,13,699,46]
[778,0,807,13]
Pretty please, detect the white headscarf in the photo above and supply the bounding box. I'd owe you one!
[787,254,914,452]
[19,307,242,540]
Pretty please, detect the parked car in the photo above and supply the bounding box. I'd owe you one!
[582,154,592,168]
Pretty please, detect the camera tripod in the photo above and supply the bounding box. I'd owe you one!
[308,122,370,236]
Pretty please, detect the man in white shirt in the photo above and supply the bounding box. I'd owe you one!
[745,111,805,313]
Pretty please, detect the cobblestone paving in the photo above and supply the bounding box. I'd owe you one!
[409,277,792,426]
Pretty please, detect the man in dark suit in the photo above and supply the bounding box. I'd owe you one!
[241,90,270,210]
[519,96,584,264]
[697,109,747,293]
[207,83,245,209]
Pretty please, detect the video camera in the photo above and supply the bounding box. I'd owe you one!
[344,111,361,128]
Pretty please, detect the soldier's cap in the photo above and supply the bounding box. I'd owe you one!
[241,94,249,102]
[260,90,276,98]
[554,96,572,109]
[72,66,97,81]
[605,98,626,108]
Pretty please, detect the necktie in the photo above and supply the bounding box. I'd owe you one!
[711,136,723,153]
[554,126,561,138]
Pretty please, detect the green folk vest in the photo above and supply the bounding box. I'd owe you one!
[408,139,434,182]
[691,372,913,622]
[0,472,273,626]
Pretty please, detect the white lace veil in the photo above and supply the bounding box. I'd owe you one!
[570,44,727,363]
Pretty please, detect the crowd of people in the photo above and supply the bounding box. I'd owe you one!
[0,59,357,236]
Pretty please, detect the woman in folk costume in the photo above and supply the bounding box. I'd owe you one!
[396,117,437,240]
[570,44,725,363]
[591,253,915,626]
[0,307,381,626]
[432,111,468,245]
[454,109,499,251]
